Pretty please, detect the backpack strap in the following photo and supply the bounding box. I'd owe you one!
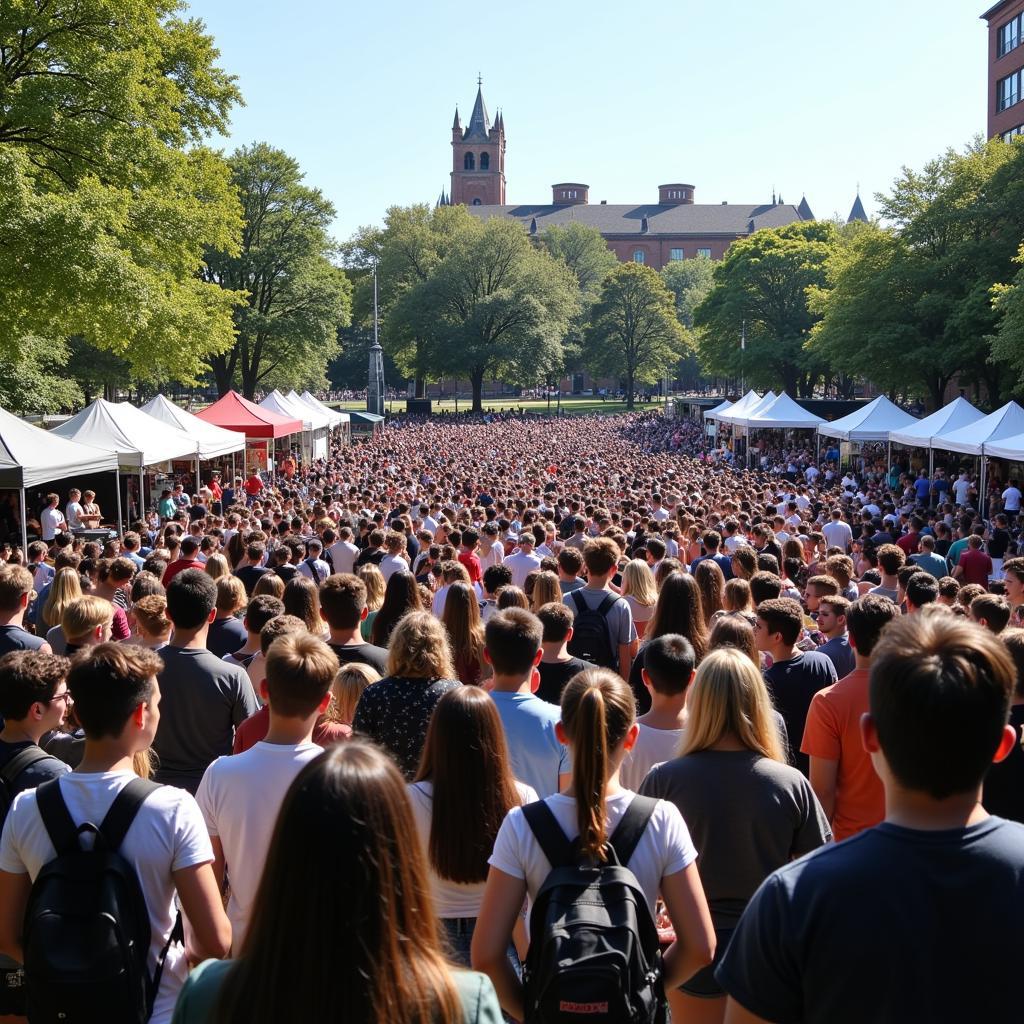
[608,795,659,867]
[570,589,586,616]
[35,777,81,856]
[594,593,618,619]
[97,777,162,851]
[522,800,576,869]
[1,745,52,789]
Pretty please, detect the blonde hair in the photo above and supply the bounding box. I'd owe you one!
[133,595,170,640]
[252,573,285,599]
[387,611,456,681]
[330,662,381,724]
[215,575,247,614]
[678,648,785,762]
[204,553,231,581]
[620,559,657,608]
[722,577,752,614]
[529,571,562,613]
[43,567,83,628]
[62,595,114,644]
[358,565,386,612]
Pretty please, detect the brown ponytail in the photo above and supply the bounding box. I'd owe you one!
[560,669,636,863]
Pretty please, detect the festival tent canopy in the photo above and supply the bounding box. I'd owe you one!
[746,393,825,429]
[887,396,986,448]
[139,395,245,460]
[719,391,777,426]
[52,399,198,467]
[195,391,303,439]
[928,401,1024,456]
[0,406,117,489]
[816,395,918,443]
[978,431,1024,461]
[260,390,330,432]
[714,390,762,424]
[703,399,734,421]
[299,391,349,427]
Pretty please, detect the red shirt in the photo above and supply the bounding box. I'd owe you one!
[162,558,205,586]
[458,549,482,584]
[208,480,222,500]
[244,475,263,496]
[958,547,993,587]
[232,705,351,753]
[896,532,920,556]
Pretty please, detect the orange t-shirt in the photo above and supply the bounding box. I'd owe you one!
[801,667,885,842]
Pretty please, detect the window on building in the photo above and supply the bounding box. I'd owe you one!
[999,14,1022,58]
[480,152,490,170]
[464,153,475,170]
[697,247,712,258]
[1004,124,1024,141]
[472,198,482,206]
[998,69,1022,112]
[633,250,646,263]
[670,248,684,261]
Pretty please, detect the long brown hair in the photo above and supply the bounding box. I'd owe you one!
[560,669,635,862]
[415,687,520,883]
[440,582,484,671]
[693,559,725,626]
[213,742,461,1024]
[283,576,323,635]
[646,572,708,661]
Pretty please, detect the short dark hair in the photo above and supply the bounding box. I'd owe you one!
[68,643,162,740]
[876,543,906,575]
[483,563,513,595]
[557,548,583,576]
[906,572,939,609]
[0,651,69,721]
[642,634,696,695]
[845,594,899,657]
[536,602,573,643]
[756,598,803,646]
[484,609,543,676]
[749,571,783,605]
[971,594,1011,635]
[165,569,217,629]
[938,576,961,600]
[259,614,307,656]
[870,615,1014,799]
[245,594,286,636]
[806,574,840,597]
[319,573,366,630]
[265,634,339,718]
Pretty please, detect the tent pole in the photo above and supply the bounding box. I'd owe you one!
[980,453,987,519]
[115,468,123,536]
[887,440,891,478]
[195,453,201,496]
[19,488,28,555]
[139,468,145,521]
[928,446,934,492]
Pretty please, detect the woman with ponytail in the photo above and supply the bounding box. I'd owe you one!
[472,669,715,1021]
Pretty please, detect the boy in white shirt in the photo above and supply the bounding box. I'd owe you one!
[196,633,338,951]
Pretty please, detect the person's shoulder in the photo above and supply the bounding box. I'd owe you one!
[173,959,236,1024]
[451,968,502,1022]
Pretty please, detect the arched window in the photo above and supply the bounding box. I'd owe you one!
[480,152,490,170]
[633,250,646,264]
[464,153,475,170]
[472,198,482,206]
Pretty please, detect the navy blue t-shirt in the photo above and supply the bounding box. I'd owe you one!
[716,817,1024,1023]
[763,652,837,775]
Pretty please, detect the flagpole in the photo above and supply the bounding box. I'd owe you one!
[740,320,746,395]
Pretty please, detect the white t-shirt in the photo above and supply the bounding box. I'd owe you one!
[619,724,684,791]
[953,478,971,505]
[195,741,320,951]
[504,550,543,589]
[65,501,84,530]
[407,779,538,918]
[327,540,359,575]
[489,791,697,919]
[478,543,504,573]
[379,552,408,582]
[1003,487,1022,512]
[40,506,65,541]
[822,520,853,551]
[0,771,211,1024]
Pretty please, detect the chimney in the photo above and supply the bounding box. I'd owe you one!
[552,183,589,206]
[658,183,695,205]
[640,216,649,233]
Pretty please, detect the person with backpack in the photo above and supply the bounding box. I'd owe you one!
[563,538,637,681]
[0,651,72,1017]
[472,668,715,1023]
[0,643,231,1024]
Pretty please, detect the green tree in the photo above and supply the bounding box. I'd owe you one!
[401,218,579,411]
[583,263,690,409]
[202,144,352,397]
[0,336,82,415]
[0,0,245,382]
[661,255,715,389]
[994,242,1024,389]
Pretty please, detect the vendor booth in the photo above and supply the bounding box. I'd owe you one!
[260,390,330,462]
[886,396,985,481]
[195,391,303,474]
[294,391,351,448]
[817,395,918,471]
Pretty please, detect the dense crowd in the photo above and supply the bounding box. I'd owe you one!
[0,409,1022,1024]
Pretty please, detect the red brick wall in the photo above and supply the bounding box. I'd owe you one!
[451,134,506,205]
[986,0,1024,138]
[604,237,732,270]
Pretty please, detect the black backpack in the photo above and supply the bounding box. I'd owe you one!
[0,745,51,823]
[567,591,618,669]
[22,777,181,1024]
[521,796,666,1024]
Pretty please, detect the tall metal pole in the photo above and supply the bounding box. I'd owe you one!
[115,469,123,536]
[740,320,746,395]
[19,488,28,555]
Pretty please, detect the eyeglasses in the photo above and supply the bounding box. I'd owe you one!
[49,691,73,707]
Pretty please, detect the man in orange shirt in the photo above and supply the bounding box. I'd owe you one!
[801,593,899,841]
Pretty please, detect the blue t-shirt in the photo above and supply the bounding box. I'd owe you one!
[489,690,569,799]
[914,477,931,501]
[717,817,1024,1023]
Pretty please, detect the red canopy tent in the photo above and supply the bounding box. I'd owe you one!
[196,391,303,438]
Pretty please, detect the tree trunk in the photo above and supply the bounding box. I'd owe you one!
[471,367,485,413]
[625,368,635,410]
[210,353,236,397]
[415,377,426,399]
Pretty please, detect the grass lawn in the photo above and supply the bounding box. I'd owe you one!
[329,396,666,416]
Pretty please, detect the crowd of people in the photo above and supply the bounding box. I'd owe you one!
[0,408,1022,1023]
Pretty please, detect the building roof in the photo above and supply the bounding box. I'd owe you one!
[797,195,815,220]
[466,201,808,237]
[980,0,1017,21]
[848,193,869,223]
[463,84,491,141]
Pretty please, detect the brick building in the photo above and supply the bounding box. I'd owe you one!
[439,82,869,271]
[982,0,1024,140]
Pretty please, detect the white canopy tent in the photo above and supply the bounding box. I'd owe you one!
[980,432,1024,462]
[817,396,918,443]
[51,399,198,530]
[300,391,350,429]
[703,399,734,421]
[260,390,330,461]
[140,395,245,460]
[886,396,986,481]
[0,405,118,550]
[719,391,777,427]
[746,393,825,429]
[715,390,764,425]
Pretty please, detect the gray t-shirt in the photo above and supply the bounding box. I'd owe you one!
[562,587,636,657]
[154,647,260,794]
[640,749,831,929]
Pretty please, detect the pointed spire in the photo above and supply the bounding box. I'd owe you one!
[848,192,868,223]
[797,195,815,220]
[771,187,776,205]
[452,107,461,131]
[463,78,491,140]
[529,217,537,235]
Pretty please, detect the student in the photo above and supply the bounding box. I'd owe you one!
[326,526,359,576]
[556,547,586,594]
[717,614,1024,1023]
[206,576,247,659]
[867,543,904,603]
[480,564,512,622]
[620,634,695,791]
[0,565,51,657]
[196,634,338,951]
[971,593,1012,634]
[60,594,114,656]
[641,648,830,1024]
[904,570,939,614]
[814,595,856,678]
[153,571,260,794]
[952,533,992,587]
[296,537,331,585]
[534,602,594,707]
[0,644,231,1024]
[170,742,502,1023]
[130,594,172,652]
[318,573,389,674]
[233,542,268,597]
[484,609,570,799]
[222,594,284,672]
[910,533,950,579]
[504,532,542,590]
[409,686,536,969]
[755,598,837,775]
[472,669,716,1021]
[371,570,423,649]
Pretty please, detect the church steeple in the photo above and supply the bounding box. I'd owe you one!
[450,77,506,207]
[848,191,868,223]
[463,76,491,141]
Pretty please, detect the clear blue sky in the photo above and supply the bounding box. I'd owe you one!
[192,0,986,243]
